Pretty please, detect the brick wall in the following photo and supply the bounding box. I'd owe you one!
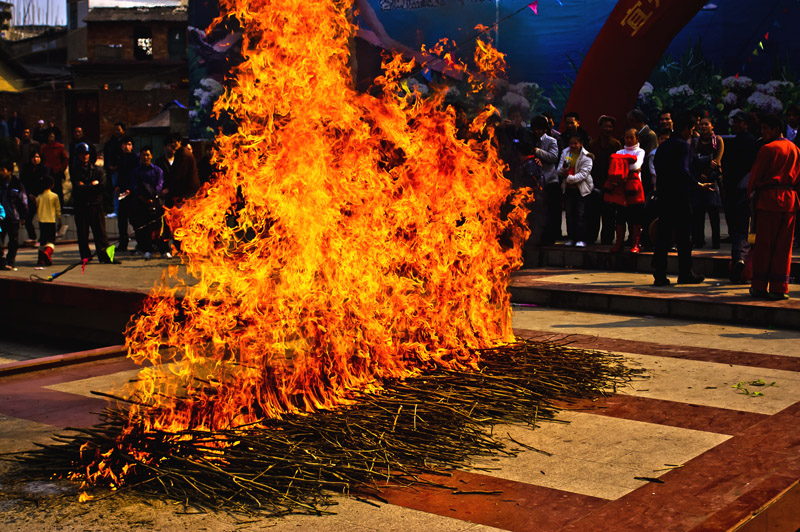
[0,87,188,146]
[0,91,68,136]
[87,21,177,62]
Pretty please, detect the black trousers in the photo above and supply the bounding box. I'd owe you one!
[653,204,693,279]
[117,197,133,250]
[0,220,20,267]
[75,204,110,260]
[564,188,587,243]
[133,203,169,254]
[39,222,56,246]
[542,182,563,245]
[586,191,616,244]
[724,197,750,263]
[24,194,37,240]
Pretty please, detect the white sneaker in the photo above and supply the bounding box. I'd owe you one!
[575,241,587,248]
[564,240,575,246]
[144,252,152,260]
[164,252,173,259]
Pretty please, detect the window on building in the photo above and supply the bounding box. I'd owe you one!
[168,27,186,61]
[134,27,153,61]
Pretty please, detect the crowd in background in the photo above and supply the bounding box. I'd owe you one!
[496,104,800,299]
[0,114,213,270]
[0,104,798,300]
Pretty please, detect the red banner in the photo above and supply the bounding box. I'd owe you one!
[564,0,707,136]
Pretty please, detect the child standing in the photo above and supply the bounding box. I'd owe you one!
[37,175,60,266]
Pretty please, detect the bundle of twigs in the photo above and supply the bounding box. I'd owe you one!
[12,338,641,516]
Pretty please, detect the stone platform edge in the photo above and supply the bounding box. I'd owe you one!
[510,284,799,331]
[0,345,127,378]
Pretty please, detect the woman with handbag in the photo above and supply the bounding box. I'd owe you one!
[690,117,724,248]
[605,128,646,253]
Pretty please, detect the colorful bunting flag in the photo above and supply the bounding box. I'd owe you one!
[765,32,769,40]
[528,1,538,14]
[758,41,764,50]
[106,245,116,264]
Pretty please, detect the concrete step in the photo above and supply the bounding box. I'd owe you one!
[527,243,800,280]
[510,268,800,330]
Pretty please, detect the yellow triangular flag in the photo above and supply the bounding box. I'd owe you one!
[106,244,115,263]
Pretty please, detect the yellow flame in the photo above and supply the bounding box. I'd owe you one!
[115,0,530,433]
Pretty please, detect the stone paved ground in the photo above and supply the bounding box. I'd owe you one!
[1,307,799,531]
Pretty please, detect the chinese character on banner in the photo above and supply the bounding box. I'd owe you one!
[621,0,660,37]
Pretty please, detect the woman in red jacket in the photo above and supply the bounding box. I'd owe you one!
[604,128,646,253]
[40,132,69,205]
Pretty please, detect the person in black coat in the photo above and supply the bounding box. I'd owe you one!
[115,137,139,252]
[72,143,119,264]
[20,151,51,242]
[0,162,28,270]
[724,111,759,282]
[651,112,714,286]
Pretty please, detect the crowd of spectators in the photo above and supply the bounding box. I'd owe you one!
[0,104,797,300]
[495,104,800,299]
[0,114,206,270]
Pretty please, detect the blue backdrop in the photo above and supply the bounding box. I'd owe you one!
[366,0,800,87]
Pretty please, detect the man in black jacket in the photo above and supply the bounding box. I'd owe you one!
[724,111,759,283]
[0,162,28,270]
[652,113,713,286]
[72,143,119,264]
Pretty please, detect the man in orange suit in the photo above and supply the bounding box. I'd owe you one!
[747,114,800,300]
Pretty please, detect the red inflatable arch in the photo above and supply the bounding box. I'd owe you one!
[563,0,708,137]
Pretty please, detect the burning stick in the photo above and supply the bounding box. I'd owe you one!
[16,340,641,515]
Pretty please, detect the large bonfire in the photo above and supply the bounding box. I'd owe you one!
[126,0,528,432]
[17,0,638,515]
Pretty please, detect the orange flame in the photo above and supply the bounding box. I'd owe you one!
[120,0,530,433]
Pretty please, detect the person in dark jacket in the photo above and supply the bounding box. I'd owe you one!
[586,115,623,244]
[651,113,714,286]
[72,143,119,264]
[103,122,126,214]
[131,147,170,259]
[68,127,97,171]
[115,136,139,252]
[20,151,51,242]
[0,162,28,270]
[496,105,534,189]
[724,111,759,283]
[163,132,201,207]
[41,132,69,205]
[16,128,40,172]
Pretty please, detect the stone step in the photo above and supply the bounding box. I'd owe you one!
[510,268,800,330]
[528,243,800,280]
